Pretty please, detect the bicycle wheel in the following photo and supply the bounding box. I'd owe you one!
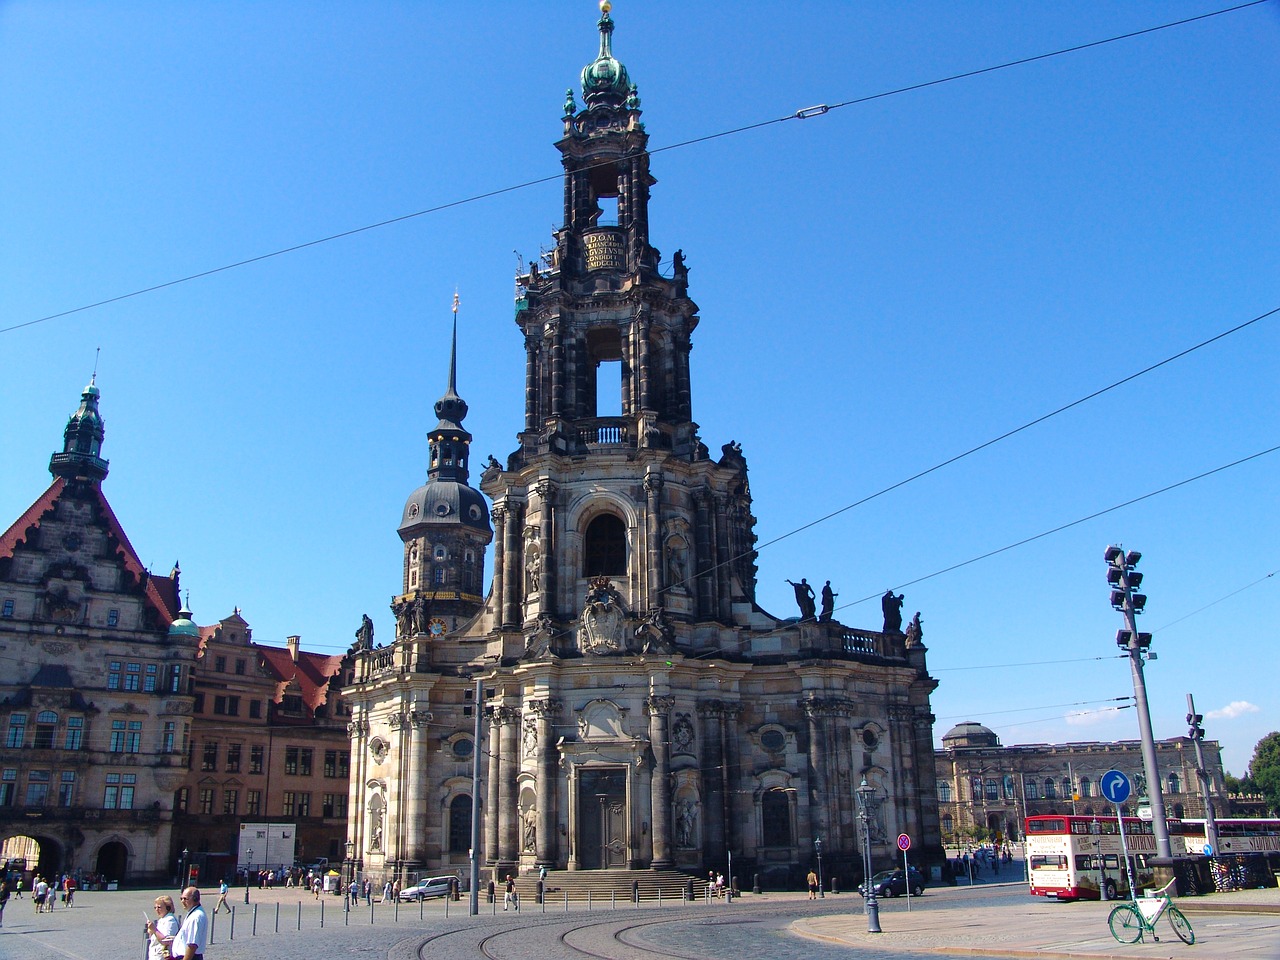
[1167,906,1195,945]
[1108,903,1144,944]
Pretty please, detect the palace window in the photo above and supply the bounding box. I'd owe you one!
[283,791,311,817]
[235,658,246,675]
[223,789,239,815]
[197,787,214,815]
[214,656,226,673]
[107,608,119,626]
[25,770,50,806]
[64,716,83,750]
[107,662,122,690]
[34,711,58,749]
[2,599,13,617]
[246,789,261,815]
[249,699,262,719]
[59,772,75,807]
[1024,777,1040,800]
[986,779,999,802]
[5,714,25,748]
[0,769,15,806]
[937,780,952,802]
[144,663,158,692]
[250,745,264,774]
[202,742,219,771]
[1079,777,1092,798]
[583,514,626,576]
[286,747,299,775]
[124,662,142,691]
[174,787,189,813]
[1044,778,1057,799]
[300,748,312,776]
[226,743,242,773]
[162,721,176,754]
[1168,774,1181,794]
[322,793,347,818]
[942,814,954,833]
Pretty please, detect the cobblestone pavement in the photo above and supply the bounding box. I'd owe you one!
[2,882,1276,960]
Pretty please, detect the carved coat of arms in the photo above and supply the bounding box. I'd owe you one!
[577,577,627,655]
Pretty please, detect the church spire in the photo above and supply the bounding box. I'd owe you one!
[581,1,632,109]
[49,375,109,483]
[427,293,472,484]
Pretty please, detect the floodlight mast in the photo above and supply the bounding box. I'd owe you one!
[1105,545,1172,862]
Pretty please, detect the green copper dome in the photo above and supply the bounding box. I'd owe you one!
[169,599,201,639]
[581,1,631,107]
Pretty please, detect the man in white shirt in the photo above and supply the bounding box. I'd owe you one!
[172,887,209,960]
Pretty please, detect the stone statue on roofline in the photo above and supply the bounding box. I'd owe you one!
[881,590,904,633]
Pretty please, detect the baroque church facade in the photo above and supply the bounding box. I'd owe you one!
[343,6,942,887]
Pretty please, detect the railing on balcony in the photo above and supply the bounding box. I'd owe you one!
[578,418,632,448]
[841,628,888,658]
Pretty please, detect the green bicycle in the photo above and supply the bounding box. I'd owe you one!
[1107,877,1195,945]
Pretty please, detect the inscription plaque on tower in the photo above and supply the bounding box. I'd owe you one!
[584,230,625,271]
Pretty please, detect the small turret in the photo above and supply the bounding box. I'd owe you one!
[49,376,109,483]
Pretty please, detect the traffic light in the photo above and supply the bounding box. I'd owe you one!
[1187,711,1205,740]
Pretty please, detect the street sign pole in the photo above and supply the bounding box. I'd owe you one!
[1101,770,1137,899]
[898,834,912,911]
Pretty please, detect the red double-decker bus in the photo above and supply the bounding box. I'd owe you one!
[1025,814,1184,901]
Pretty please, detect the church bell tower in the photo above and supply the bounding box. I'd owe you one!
[480,0,760,640]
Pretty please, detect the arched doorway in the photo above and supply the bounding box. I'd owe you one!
[2,833,63,879]
[96,840,128,882]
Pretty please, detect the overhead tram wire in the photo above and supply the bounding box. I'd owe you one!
[936,696,1132,722]
[1,0,1267,337]
[823,442,1280,618]
[1151,568,1278,634]
[933,655,1124,673]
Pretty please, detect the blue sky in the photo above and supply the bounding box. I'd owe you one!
[2,2,1276,777]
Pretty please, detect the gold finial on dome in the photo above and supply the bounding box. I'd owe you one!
[600,1,612,14]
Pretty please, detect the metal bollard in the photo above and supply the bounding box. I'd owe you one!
[588,891,592,911]
[344,895,349,926]
[370,900,374,924]
[686,879,694,901]
[658,887,662,908]
[394,897,398,922]
[209,909,216,945]
[320,899,324,928]
[253,903,258,936]
[564,890,569,911]
[297,901,301,931]
[229,906,235,941]
[275,901,280,933]
[753,872,761,895]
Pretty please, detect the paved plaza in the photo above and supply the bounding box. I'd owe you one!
[1,879,1277,960]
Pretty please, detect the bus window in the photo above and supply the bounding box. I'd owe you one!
[1103,855,1119,869]
[1028,819,1066,834]
[1075,855,1097,870]
[1030,855,1068,870]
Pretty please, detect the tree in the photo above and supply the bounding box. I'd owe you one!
[1246,731,1280,815]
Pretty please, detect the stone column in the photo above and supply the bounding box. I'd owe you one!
[402,703,432,867]
[535,481,557,618]
[637,314,652,411]
[346,714,369,855]
[698,700,725,863]
[524,334,539,432]
[714,495,732,619]
[485,707,501,865]
[501,503,522,628]
[694,490,713,618]
[548,320,564,420]
[491,505,507,628]
[498,705,521,865]
[803,698,830,845]
[644,469,664,606]
[721,703,742,858]
[529,698,561,868]
[675,330,692,422]
[646,695,675,868]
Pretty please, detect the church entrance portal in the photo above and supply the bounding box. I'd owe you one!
[95,841,128,882]
[578,768,627,869]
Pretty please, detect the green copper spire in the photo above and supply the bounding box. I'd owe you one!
[49,375,109,483]
[581,1,632,108]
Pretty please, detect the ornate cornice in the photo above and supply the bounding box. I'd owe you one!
[799,696,855,719]
[526,697,562,719]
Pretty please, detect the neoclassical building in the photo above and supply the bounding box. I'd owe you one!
[935,722,1228,843]
[343,6,941,888]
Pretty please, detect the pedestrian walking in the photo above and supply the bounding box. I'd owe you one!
[212,880,230,914]
[363,878,372,905]
[0,879,10,928]
[806,869,819,900]
[33,875,48,913]
[146,895,180,960]
[13,876,22,898]
[381,879,392,903]
[63,875,75,907]
[503,875,518,911]
[172,887,209,960]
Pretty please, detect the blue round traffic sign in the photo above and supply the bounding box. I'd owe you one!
[1100,769,1132,805]
[1203,843,1214,857]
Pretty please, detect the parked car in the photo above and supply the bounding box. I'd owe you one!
[859,866,925,898]
[398,876,454,901]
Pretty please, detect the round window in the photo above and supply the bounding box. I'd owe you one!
[862,728,879,749]
[760,729,786,753]
[469,504,482,520]
[452,738,474,759]
[407,503,420,519]
[435,502,451,516]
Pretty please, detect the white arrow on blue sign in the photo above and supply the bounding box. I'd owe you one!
[1100,769,1132,805]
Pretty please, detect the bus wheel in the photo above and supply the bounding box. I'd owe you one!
[1103,880,1117,902]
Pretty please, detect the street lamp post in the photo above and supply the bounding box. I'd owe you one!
[814,839,824,900]
[244,847,253,904]
[345,840,355,904]
[857,778,882,934]
[180,847,189,890]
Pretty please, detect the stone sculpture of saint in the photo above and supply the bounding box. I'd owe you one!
[786,578,817,621]
[881,590,905,633]
[819,581,837,622]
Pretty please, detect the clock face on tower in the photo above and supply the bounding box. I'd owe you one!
[427,618,447,638]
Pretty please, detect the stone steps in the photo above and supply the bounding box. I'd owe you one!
[504,868,712,903]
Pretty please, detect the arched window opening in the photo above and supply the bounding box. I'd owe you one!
[761,790,791,847]
[1044,778,1057,799]
[449,795,471,854]
[583,514,626,576]
[1168,774,1181,794]
[937,780,952,803]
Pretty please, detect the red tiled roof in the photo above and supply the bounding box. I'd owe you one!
[0,477,179,628]
[255,644,346,714]
[0,478,66,559]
